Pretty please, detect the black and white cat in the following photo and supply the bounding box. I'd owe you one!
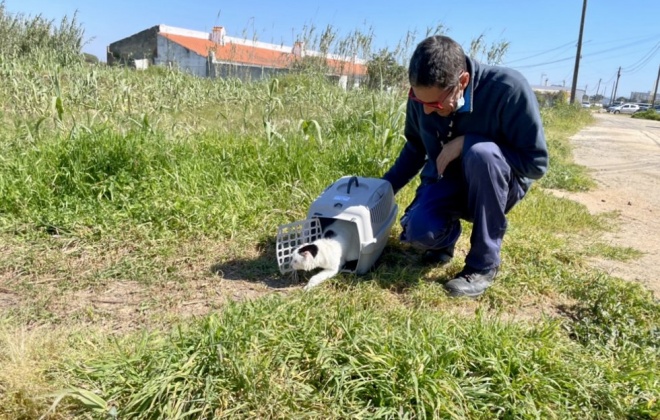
[290,219,360,291]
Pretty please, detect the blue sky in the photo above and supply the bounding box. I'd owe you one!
[5,0,660,100]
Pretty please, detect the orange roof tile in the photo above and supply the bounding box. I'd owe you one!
[159,32,367,76]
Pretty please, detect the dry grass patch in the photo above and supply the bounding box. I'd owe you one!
[0,323,80,419]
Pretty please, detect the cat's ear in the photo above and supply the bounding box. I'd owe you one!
[297,244,319,258]
[323,229,337,239]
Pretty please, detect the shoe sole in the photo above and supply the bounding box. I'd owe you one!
[443,285,486,298]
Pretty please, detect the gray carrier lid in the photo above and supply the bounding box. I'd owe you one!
[306,176,395,245]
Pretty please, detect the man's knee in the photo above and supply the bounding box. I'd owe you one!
[463,139,502,168]
[401,213,461,250]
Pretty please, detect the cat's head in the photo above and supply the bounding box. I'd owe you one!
[289,243,319,271]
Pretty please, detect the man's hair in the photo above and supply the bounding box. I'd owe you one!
[408,36,466,89]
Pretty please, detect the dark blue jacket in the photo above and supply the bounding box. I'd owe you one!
[383,57,548,194]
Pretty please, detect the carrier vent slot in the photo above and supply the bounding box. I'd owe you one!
[370,188,394,228]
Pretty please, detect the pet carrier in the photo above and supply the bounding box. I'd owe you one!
[276,175,398,275]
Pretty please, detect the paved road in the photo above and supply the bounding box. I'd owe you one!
[561,112,660,298]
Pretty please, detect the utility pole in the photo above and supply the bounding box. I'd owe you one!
[651,63,660,106]
[570,0,588,104]
[595,78,601,97]
[611,66,621,105]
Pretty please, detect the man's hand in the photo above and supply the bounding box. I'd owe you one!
[436,135,464,176]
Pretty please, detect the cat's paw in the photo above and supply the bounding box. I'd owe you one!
[303,281,320,291]
[303,270,336,291]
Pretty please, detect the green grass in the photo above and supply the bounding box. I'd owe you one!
[584,243,643,261]
[537,104,596,192]
[0,15,658,419]
[55,289,656,419]
[631,109,660,121]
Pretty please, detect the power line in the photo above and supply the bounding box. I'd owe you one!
[585,39,659,59]
[504,40,577,64]
[584,32,660,48]
[506,32,660,66]
[622,42,660,74]
[602,69,618,85]
[509,36,659,70]
[513,56,574,69]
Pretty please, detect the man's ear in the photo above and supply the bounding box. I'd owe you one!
[460,72,470,89]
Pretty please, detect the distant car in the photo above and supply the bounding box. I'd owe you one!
[609,103,640,114]
[606,102,623,112]
[581,101,591,108]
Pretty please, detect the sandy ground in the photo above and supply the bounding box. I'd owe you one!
[553,112,660,299]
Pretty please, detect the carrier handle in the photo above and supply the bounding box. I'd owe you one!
[346,176,360,194]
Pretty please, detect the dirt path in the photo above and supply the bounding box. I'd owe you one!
[554,112,660,298]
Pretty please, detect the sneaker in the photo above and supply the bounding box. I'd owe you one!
[443,266,498,298]
[420,245,455,266]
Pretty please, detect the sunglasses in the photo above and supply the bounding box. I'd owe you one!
[408,86,458,110]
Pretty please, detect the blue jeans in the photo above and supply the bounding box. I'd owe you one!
[399,140,526,270]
